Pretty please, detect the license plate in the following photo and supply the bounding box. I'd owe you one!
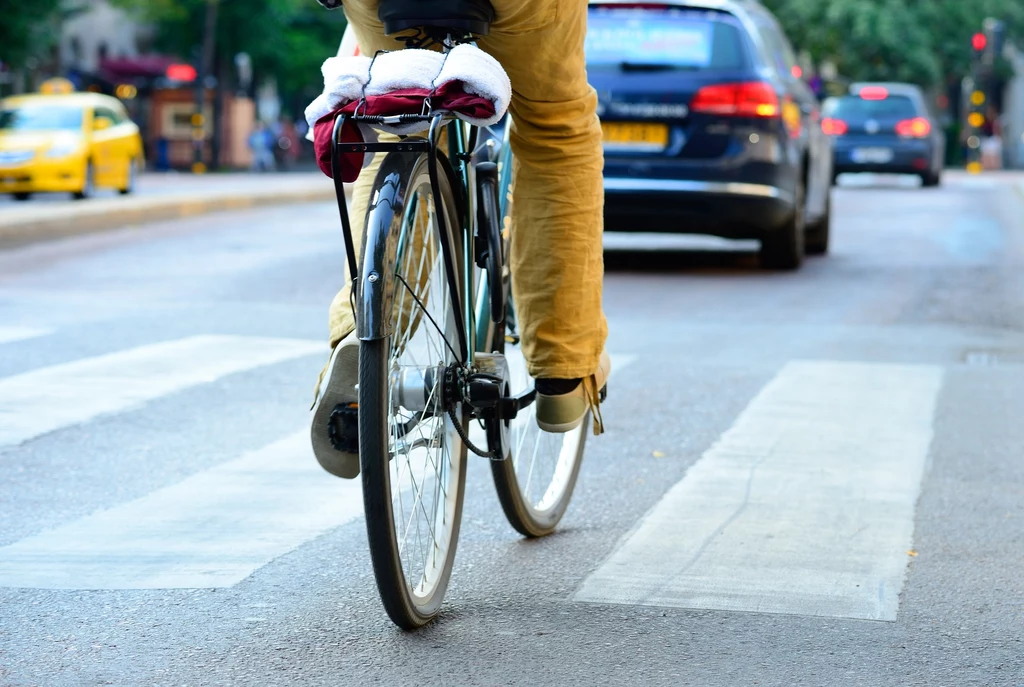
[851,147,893,164]
[602,122,669,152]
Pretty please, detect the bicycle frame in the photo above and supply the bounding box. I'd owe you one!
[328,25,587,631]
[328,109,512,366]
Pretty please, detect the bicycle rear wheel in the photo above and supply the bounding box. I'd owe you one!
[489,317,588,537]
[359,149,467,629]
[483,155,587,538]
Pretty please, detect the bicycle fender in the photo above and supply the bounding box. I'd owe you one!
[356,150,463,342]
[356,155,411,341]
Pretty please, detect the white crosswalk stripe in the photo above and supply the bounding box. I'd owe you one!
[0,334,323,448]
[0,325,52,345]
[0,430,362,589]
[575,360,944,622]
[0,340,637,591]
[0,339,944,615]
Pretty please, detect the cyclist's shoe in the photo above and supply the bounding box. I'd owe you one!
[310,333,360,479]
[535,349,611,433]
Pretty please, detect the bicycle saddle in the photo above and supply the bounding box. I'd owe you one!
[378,0,496,36]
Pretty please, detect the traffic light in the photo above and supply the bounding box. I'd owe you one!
[964,18,1006,173]
[972,32,987,54]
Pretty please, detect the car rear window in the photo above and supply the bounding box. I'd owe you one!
[824,95,919,120]
[585,7,749,71]
[0,106,84,132]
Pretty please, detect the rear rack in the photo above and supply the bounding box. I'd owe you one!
[329,111,470,359]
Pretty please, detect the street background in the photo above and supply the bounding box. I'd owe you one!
[4,1,1024,172]
[3,1,1024,686]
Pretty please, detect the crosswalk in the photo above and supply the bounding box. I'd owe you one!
[0,430,362,589]
[0,335,323,448]
[575,360,943,622]
[0,330,945,623]
[0,325,53,346]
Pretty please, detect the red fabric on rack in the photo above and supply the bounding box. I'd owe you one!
[313,81,495,181]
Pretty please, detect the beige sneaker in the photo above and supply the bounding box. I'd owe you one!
[535,349,611,433]
[310,333,360,478]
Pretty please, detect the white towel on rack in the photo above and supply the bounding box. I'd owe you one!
[304,44,511,140]
[434,43,511,128]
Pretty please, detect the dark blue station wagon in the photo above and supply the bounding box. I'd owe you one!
[586,0,834,268]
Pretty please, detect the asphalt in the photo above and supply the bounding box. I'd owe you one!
[0,171,1022,686]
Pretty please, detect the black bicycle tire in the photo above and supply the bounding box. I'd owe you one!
[359,150,468,629]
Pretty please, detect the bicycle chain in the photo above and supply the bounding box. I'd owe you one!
[447,404,501,461]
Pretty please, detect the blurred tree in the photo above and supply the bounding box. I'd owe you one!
[922,0,1024,83]
[762,0,1024,87]
[0,0,66,70]
[109,0,346,107]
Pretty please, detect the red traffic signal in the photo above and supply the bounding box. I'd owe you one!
[972,32,987,52]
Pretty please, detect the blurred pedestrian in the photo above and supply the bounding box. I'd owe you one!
[807,72,823,99]
[273,116,301,170]
[248,121,276,172]
[981,106,1003,170]
[295,116,312,164]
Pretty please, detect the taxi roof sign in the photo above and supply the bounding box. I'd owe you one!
[40,77,75,95]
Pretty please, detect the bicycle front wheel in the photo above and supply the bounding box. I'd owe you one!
[359,149,467,629]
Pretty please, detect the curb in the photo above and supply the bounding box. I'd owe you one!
[0,187,337,250]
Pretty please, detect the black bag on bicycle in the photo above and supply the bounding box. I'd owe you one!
[317,0,496,35]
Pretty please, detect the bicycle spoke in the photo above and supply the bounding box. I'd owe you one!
[491,327,587,537]
[523,428,544,496]
[373,168,468,606]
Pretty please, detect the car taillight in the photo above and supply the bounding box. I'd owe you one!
[821,117,848,136]
[895,117,931,138]
[691,82,780,117]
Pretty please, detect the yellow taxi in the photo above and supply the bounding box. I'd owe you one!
[0,88,144,200]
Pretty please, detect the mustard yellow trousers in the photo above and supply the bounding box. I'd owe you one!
[328,0,607,380]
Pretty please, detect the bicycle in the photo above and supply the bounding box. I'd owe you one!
[323,10,595,629]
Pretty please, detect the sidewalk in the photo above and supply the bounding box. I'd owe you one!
[0,172,338,249]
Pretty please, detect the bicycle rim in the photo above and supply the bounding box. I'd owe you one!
[489,317,588,537]
[360,153,467,628]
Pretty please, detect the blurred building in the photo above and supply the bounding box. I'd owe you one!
[60,0,151,78]
[1003,44,1024,169]
[50,0,256,170]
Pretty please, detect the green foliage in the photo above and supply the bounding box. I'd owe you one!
[0,0,66,69]
[110,0,347,101]
[762,0,1024,87]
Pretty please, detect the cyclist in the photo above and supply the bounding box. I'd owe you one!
[311,0,611,479]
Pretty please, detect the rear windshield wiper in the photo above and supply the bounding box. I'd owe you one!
[618,62,686,72]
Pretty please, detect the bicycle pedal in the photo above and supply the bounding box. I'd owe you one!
[328,402,359,453]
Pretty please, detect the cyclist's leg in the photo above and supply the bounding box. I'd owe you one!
[478,0,608,383]
[312,5,402,479]
[325,2,438,350]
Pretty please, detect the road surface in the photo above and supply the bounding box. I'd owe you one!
[0,172,1021,686]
